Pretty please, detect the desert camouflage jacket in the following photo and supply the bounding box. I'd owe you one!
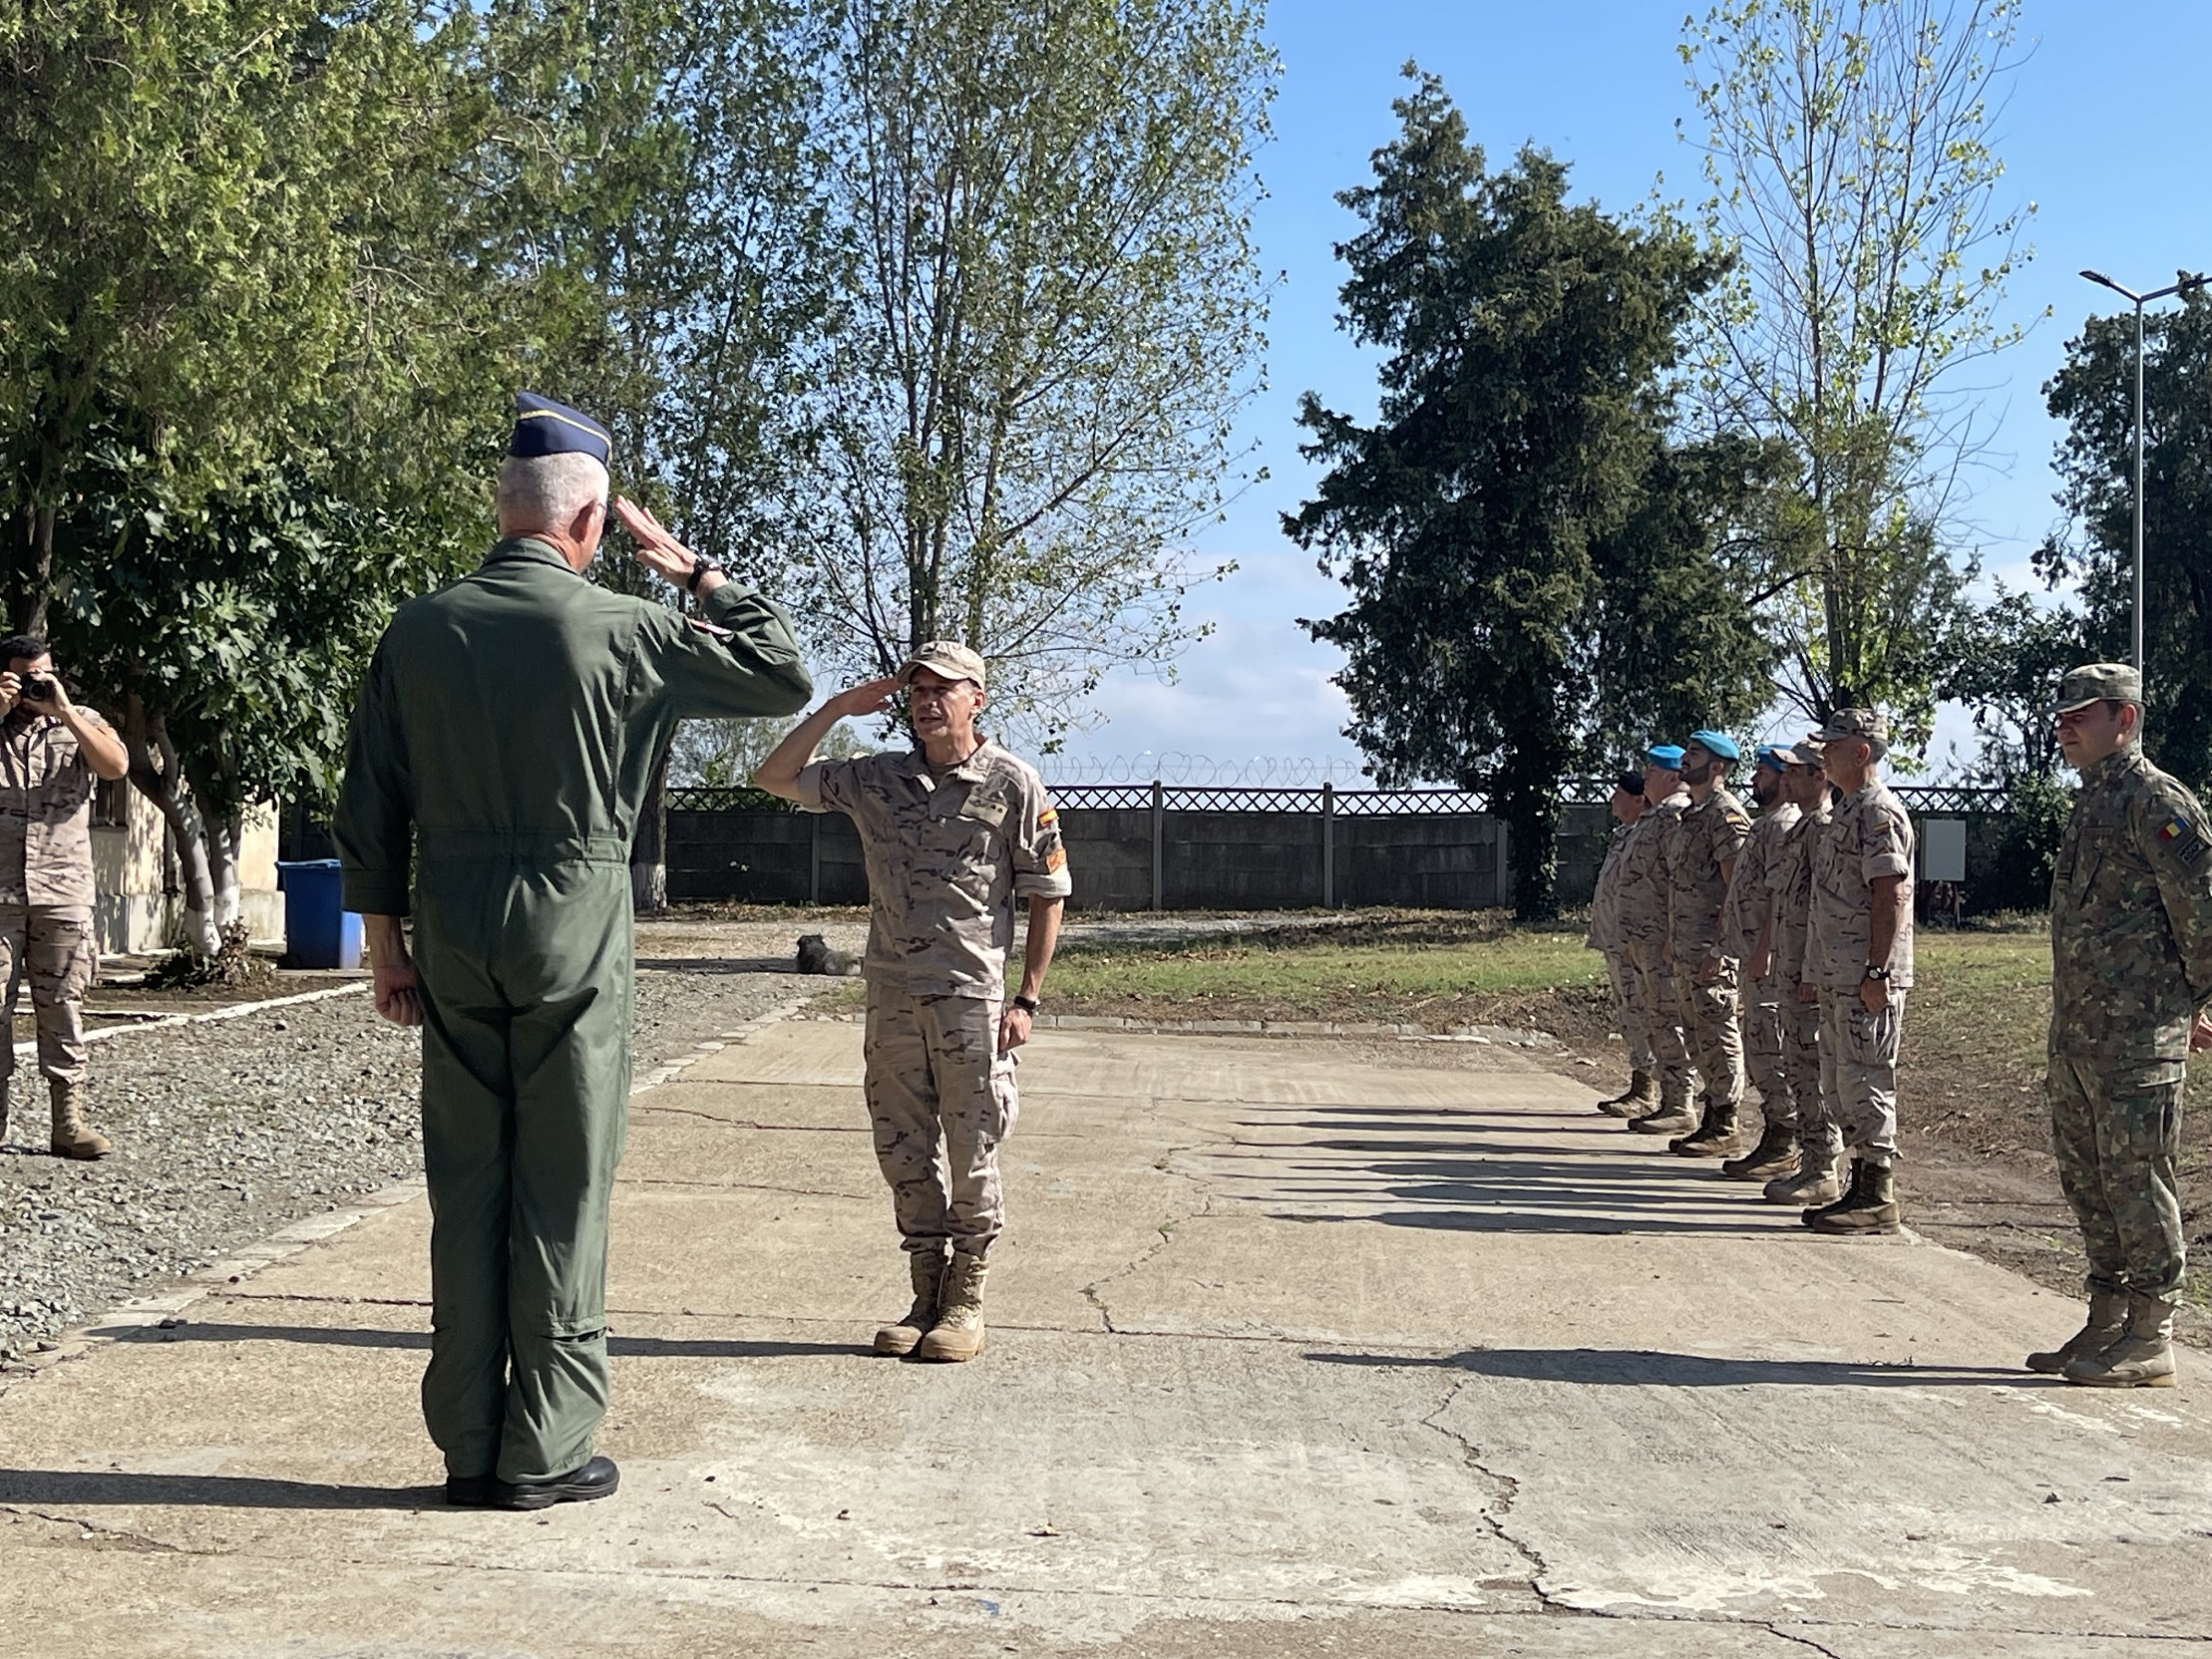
[1665,783,1751,958]
[1719,803,1799,965]
[0,709,112,907]
[1614,791,1688,946]
[800,741,1071,997]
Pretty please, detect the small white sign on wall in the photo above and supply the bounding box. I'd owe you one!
[1921,817,1968,884]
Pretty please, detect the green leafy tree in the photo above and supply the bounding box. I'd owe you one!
[1681,0,2032,737]
[1935,584,2087,784]
[1289,72,1779,917]
[2038,287,2212,791]
[792,0,1276,739]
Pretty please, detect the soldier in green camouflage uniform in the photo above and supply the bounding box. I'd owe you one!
[1717,747,1803,1180]
[1757,745,1833,1202]
[1587,769,1658,1116]
[1617,746,1697,1133]
[2028,663,2212,1389]
[757,641,1071,1365]
[0,634,130,1159]
[1658,732,1752,1157]
[1797,709,1914,1236]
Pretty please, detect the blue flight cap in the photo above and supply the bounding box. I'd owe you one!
[1687,729,1741,763]
[1645,744,1685,770]
[1754,744,1789,772]
[509,392,611,466]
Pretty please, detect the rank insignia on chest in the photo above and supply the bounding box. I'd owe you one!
[2158,816,2209,867]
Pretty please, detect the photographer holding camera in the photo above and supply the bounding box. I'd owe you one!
[0,634,129,1158]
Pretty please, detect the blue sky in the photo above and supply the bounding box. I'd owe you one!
[1063,0,2212,781]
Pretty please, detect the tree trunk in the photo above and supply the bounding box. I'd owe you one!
[630,735,672,913]
[120,693,221,957]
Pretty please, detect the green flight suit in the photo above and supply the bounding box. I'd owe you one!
[334,537,811,1484]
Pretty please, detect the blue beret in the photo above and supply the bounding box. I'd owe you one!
[1687,729,1740,762]
[1645,744,1684,769]
[1754,744,1789,772]
[510,392,611,466]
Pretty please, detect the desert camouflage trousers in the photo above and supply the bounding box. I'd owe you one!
[1622,940,1693,1107]
[2048,1054,2186,1303]
[1604,951,1656,1071]
[863,980,1019,1258]
[1777,985,1827,1151]
[1742,970,1794,1132]
[1675,953,1744,1108]
[1816,988,1905,1164]
[0,903,96,1088]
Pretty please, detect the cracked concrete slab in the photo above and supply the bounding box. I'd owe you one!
[2,1019,2210,1657]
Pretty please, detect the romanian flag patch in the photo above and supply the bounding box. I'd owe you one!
[2159,815,2209,867]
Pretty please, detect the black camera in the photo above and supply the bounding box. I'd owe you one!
[19,674,56,703]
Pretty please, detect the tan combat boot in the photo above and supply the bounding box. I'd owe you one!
[874,1249,947,1357]
[917,1251,988,1363]
[51,1081,111,1161]
[1629,1085,1696,1137]
[1672,1099,1743,1158]
[1764,1145,1842,1206]
[2026,1289,2127,1375]
[1596,1070,1657,1118]
[1722,1119,1799,1181]
[1804,1159,1900,1235]
[2064,1292,2177,1388]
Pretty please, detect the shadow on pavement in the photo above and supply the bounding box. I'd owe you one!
[111,1325,868,1360]
[0,1468,444,1509]
[1307,1346,2051,1388]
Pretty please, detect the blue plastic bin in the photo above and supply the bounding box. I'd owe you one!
[276,859,363,969]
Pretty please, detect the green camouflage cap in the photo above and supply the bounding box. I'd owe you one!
[1807,707,1888,759]
[2045,661,2142,715]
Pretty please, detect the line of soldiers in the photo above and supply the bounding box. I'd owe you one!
[1589,711,1920,1237]
[1589,667,2212,1388]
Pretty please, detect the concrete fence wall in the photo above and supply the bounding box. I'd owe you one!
[666,801,1620,911]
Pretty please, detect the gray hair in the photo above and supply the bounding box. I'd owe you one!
[496,451,609,534]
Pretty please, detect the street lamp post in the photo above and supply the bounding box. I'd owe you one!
[2078,269,2209,679]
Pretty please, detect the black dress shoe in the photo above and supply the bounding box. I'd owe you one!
[445,1474,498,1508]
[493,1455,620,1511]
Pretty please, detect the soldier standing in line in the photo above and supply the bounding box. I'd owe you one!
[337,393,814,1509]
[1617,745,1697,1135]
[1588,768,1659,1117]
[1716,746,1802,1181]
[2027,663,2212,1388]
[0,634,130,1159]
[754,643,1071,1364]
[1660,731,1752,1158]
[1796,709,1915,1235]
[1756,744,1835,1203]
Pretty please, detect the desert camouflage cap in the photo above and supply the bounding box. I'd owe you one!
[898,639,987,690]
[1809,707,1888,757]
[1781,741,1827,768]
[2045,661,2142,715]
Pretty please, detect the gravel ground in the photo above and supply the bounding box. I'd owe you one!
[0,960,819,1366]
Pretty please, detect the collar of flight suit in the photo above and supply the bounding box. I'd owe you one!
[481,536,581,576]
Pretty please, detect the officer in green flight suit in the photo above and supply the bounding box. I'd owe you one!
[334,393,813,1509]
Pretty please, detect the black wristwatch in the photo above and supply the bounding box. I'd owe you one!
[1011,994,1040,1014]
[684,558,722,594]
[1862,965,1892,982]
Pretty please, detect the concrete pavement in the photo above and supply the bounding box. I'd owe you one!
[3,1013,2210,1657]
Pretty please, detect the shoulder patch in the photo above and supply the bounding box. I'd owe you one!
[2157,815,2209,867]
[686,616,734,638]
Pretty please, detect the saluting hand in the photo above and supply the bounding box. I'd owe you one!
[613,497,707,587]
[828,676,902,720]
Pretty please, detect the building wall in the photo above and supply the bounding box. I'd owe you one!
[89,786,283,955]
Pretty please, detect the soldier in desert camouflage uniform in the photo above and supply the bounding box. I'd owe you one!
[0,634,130,1159]
[757,641,1071,1364]
[1587,769,1659,1116]
[1658,731,1752,1157]
[1797,709,1915,1236]
[1717,747,1803,1181]
[1755,744,1833,1202]
[1616,746,1697,1134]
[2027,664,2212,1389]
